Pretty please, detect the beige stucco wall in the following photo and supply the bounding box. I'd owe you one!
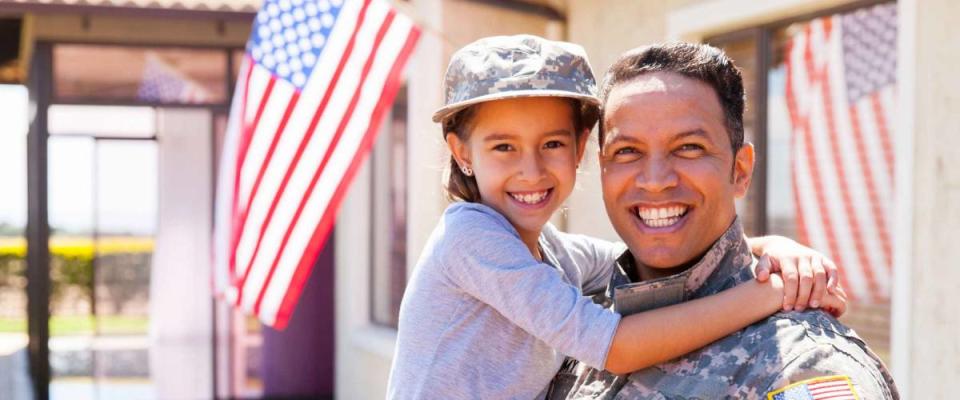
[891,0,960,397]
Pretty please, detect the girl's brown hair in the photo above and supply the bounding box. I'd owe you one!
[441,98,599,203]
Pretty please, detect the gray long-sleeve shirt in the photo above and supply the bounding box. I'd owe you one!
[387,202,623,399]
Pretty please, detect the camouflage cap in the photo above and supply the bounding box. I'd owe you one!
[432,34,601,123]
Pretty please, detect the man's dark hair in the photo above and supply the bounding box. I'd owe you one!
[598,42,745,152]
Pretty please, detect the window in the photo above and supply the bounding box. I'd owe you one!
[370,85,408,328]
[53,45,229,105]
[707,1,896,363]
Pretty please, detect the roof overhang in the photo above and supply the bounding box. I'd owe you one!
[0,0,259,20]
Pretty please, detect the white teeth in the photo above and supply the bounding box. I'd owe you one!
[636,206,688,228]
[510,190,549,205]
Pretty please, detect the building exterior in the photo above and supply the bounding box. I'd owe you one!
[0,0,956,399]
[337,0,959,399]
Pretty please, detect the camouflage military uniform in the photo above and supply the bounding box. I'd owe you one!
[547,218,899,400]
[431,34,600,124]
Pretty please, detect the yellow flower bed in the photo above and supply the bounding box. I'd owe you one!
[0,236,154,258]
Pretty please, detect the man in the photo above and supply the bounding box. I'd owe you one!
[548,43,898,399]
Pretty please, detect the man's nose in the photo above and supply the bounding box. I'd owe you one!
[635,155,678,192]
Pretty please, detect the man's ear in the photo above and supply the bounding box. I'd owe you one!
[446,132,471,170]
[733,142,755,198]
[575,129,590,167]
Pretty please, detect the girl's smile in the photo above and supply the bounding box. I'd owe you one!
[508,188,553,208]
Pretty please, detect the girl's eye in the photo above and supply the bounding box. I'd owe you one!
[544,140,565,149]
[493,143,514,152]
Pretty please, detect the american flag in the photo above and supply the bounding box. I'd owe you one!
[768,376,859,400]
[784,3,896,303]
[137,53,211,104]
[213,0,420,329]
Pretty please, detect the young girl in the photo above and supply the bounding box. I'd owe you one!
[388,35,843,399]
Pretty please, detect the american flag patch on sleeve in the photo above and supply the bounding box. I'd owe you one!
[767,375,860,400]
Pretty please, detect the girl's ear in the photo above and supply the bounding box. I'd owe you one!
[446,132,472,170]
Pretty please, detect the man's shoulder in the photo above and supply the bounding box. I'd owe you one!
[742,310,863,359]
[748,311,899,398]
[617,311,897,399]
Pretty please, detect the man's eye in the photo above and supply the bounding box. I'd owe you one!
[544,140,565,149]
[607,147,642,162]
[493,143,514,152]
[676,143,705,156]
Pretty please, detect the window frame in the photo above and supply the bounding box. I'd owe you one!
[368,83,409,329]
[48,40,242,109]
[704,0,895,235]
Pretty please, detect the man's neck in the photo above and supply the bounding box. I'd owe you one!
[607,218,753,317]
[635,259,698,282]
[631,246,711,282]
[626,216,740,283]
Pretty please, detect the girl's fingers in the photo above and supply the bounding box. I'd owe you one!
[780,257,800,312]
[755,255,771,282]
[794,257,814,311]
[809,256,827,309]
[821,285,848,317]
[824,258,839,294]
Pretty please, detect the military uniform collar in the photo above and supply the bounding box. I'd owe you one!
[606,217,755,316]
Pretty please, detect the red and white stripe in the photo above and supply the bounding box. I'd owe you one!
[785,16,895,303]
[806,378,858,400]
[213,0,419,329]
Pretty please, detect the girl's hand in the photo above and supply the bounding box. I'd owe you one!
[748,235,842,313]
[818,284,848,318]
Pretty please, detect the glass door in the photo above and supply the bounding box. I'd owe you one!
[0,84,32,400]
[47,105,158,400]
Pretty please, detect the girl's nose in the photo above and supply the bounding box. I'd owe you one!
[518,152,548,183]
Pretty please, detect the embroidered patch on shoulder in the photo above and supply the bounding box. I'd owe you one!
[766,375,859,400]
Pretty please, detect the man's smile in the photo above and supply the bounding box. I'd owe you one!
[634,204,690,228]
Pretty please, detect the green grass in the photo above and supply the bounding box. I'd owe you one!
[0,315,149,335]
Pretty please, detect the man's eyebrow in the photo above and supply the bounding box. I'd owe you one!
[673,129,712,141]
[604,134,643,146]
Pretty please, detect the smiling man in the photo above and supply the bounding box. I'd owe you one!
[547,43,898,399]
